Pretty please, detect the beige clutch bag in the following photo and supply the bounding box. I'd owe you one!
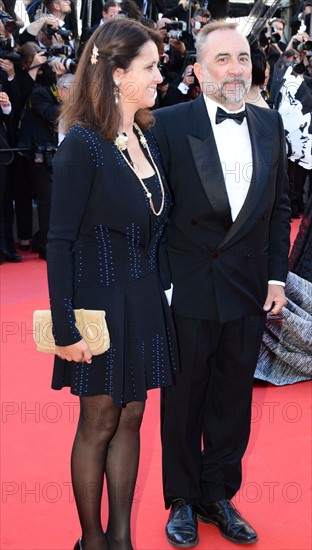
[33,309,110,355]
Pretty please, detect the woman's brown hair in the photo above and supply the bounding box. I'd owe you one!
[60,19,161,141]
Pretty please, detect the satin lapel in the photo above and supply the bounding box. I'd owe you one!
[218,105,273,249]
[188,96,233,231]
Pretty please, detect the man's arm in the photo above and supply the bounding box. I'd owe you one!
[265,110,291,314]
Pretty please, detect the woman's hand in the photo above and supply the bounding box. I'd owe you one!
[55,339,92,363]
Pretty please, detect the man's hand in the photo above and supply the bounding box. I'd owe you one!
[55,339,92,364]
[53,61,67,76]
[169,38,186,55]
[28,51,48,80]
[263,284,287,315]
[0,91,11,109]
[182,64,195,87]
[0,58,15,79]
[26,14,59,36]
[51,33,65,47]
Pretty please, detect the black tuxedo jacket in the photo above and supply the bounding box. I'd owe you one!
[153,94,291,323]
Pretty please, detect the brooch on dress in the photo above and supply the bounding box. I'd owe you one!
[114,132,128,151]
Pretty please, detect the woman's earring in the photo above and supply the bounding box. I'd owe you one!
[113,80,121,104]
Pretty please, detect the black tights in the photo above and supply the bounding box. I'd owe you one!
[71,395,145,550]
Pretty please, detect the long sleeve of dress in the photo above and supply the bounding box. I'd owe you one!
[46,132,96,346]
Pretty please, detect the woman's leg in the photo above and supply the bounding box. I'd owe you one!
[105,401,145,550]
[71,395,121,550]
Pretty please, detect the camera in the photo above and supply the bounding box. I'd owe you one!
[0,10,17,33]
[164,21,186,32]
[270,31,280,44]
[46,24,73,41]
[259,29,270,49]
[0,38,22,63]
[297,40,312,51]
[47,54,77,73]
[167,29,191,42]
[34,144,57,169]
[45,44,73,57]
[43,46,77,73]
[54,56,77,72]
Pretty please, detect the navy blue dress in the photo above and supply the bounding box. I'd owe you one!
[46,125,178,407]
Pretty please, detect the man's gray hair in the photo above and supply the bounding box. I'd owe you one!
[196,20,240,64]
[56,73,74,89]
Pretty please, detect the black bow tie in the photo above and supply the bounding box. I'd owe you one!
[215,107,246,125]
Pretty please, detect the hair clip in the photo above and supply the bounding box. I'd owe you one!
[90,44,99,65]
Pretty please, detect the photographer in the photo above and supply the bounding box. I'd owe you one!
[286,31,312,74]
[157,62,197,106]
[18,12,61,45]
[17,13,76,77]
[41,0,77,41]
[1,6,48,111]
[269,18,286,54]
[17,59,60,259]
[0,87,18,263]
[156,10,210,105]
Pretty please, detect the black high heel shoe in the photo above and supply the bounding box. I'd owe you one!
[73,538,82,550]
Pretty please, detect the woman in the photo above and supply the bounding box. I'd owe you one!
[255,196,312,385]
[46,19,178,550]
[245,46,270,109]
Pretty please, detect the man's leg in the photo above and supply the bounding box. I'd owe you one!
[162,315,221,548]
[162,315,220,507]
[197,314,266,544]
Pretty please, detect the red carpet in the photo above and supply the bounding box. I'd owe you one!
[1,247,311,550]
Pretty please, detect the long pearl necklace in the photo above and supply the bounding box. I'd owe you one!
[114,123,165,217]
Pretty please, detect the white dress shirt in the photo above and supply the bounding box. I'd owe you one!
[202,94,284,288]
[203,94,252,222]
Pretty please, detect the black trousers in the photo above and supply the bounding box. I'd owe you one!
[28,161,52,251]
[13,154,33,241]
[161,312,266,508]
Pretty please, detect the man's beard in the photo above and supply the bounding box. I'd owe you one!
[202,71,251,105]
[219,77,251,105]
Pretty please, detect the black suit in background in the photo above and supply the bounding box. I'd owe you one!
[16,84,59,253]
[153,94,291,506]
[0,110,14,255]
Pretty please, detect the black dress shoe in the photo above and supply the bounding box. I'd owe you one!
[196,499,258,544]
[0,248,22,263]
[73,538,82,550]
[166,499,199,548]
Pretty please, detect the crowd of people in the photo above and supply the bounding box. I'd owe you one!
[1,1,311,549]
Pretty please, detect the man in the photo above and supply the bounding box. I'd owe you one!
[80,1,122,42]
[56,72,73,144]
[100,0,122,23]
[153,20,291,548]
[42,0,76,37]
[269,17,287,53]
